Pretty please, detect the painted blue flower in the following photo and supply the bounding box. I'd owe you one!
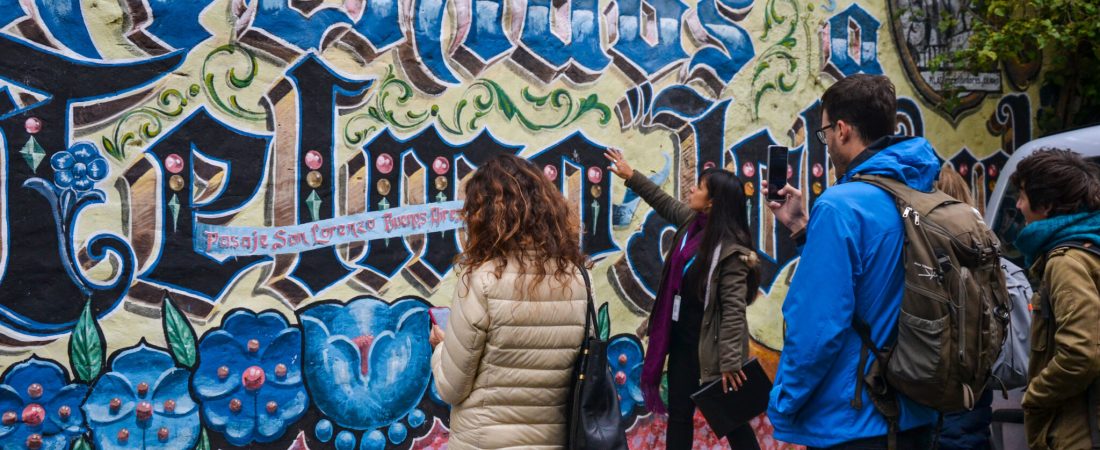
[51,142,108,192]
[0,357,87,450]
[83,343,199,450]
[192,310,307,446]
[300,298,431,431]
[608,335,644,417]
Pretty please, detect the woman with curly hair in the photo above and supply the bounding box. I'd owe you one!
[606,149,761,450]
[430,153,589,450]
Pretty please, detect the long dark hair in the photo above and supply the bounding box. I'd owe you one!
[697,168,760,303]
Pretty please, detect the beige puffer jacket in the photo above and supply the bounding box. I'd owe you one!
[431,258,587,450]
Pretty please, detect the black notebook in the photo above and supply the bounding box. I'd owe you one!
[690,359,772,436]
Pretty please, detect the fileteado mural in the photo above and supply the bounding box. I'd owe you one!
[0,0,1038,448]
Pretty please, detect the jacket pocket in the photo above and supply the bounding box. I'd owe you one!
[890,310,948,382]
[1030,294,1049,353]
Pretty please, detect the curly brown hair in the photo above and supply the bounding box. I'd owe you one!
[457,154,588,295]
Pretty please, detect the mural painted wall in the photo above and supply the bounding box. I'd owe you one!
[0,0,1039,448]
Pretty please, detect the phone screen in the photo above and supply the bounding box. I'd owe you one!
[429,307,450,331]
[767,145,789,202]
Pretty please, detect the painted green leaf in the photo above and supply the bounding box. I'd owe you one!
[660,372,669,406]
[195,428,210,450]
[597,302,610,341]
[162,293,197,368]
[72,437,92,450]
[101,137,120,160]
[70,301,104,383]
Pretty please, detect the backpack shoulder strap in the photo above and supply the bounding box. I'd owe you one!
[851,173,957,215]
[1052,241,1100,259]
[850,173,908,196]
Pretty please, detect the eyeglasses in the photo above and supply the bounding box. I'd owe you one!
[815,123,836,145]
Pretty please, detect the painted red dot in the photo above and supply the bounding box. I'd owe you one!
[218,366,229,380]
[136,402,153,421]
[543,165,558,181]
[242,366,265,391]
[432,157,450,175]
[165,154,184,174]
[158,427,170,442]
[109,398,121,413]
[275,364,288,379]
[812,163,824,178]
[267,401,278,414]
[229,398,242,413]
[618,354,628,365]
[587,167,603,184]
[703,161,716,170]
[58,406,71,421]
[248,339,260,353]
[989,166,998,177]
[163,400,176,413]
[24,118,41,134]
[21,404,45,427]
[787,165,794,180]
[614,371,627,386]
[117,429,129,444]
[26,384,42,399]
[25,434,42,450]
[137,382,149,397]
[305,150,323,170]
[376,154,394,174]
[742,162,756,178]
[1,411,15,425]
[959,164,969,177]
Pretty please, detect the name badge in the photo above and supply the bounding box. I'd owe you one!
[672,295,682,322]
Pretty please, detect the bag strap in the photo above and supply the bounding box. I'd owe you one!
[851,316,901,450]
[1052,241,1100,259]
[850,173,907,198]
[579,266,598,339]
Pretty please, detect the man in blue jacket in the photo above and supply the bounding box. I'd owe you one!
[765,74,939,449]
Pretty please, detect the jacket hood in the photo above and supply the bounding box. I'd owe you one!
[840,136,941,192]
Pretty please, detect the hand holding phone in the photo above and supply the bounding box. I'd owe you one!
[767,145,789,202]
[429,307,450,331]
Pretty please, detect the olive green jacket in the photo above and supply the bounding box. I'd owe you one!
[625,171,756,383]
[1024,245,1100,450]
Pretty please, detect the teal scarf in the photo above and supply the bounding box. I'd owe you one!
[1015,211,1100,268]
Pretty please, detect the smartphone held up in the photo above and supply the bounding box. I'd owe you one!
[767,145,789,203]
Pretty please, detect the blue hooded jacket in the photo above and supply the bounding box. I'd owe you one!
[768,136,940,447]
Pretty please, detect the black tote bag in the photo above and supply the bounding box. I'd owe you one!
[566,268,629,450]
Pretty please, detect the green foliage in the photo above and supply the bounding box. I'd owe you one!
[69,300,104,383]
[959,0,1100,131]
[162,293,198,368]
[597,303,611,341]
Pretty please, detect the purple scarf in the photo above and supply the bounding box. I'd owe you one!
[641,213,706,414]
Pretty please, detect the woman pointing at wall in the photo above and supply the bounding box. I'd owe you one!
[605,149,762,450]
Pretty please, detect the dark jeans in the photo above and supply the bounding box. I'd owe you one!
[667,331,761,450]
[807,425,935,450]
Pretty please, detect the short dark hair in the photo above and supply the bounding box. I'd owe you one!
[821,74,897,143]
[1010,148,1100,217]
